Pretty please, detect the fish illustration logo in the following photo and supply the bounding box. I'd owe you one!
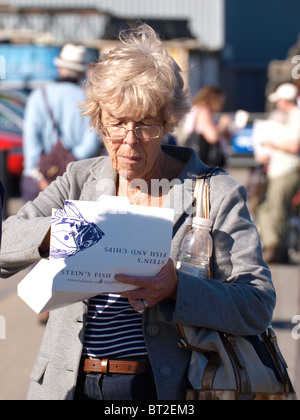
[50,201,105,259]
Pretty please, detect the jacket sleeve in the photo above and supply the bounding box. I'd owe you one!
[0,158,106,278]
[0,166,74,278]
[71,124,101,161]
[171,176,276,336]
[23,89,46,175]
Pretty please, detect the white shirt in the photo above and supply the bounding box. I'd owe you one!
[268,107,300,179]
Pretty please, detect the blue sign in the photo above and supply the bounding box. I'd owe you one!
[0,44,60,83]
[231,127,254,155]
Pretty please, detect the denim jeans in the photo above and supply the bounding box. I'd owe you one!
[74,371,158,400]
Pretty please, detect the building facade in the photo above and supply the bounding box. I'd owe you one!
[3,0,300,111]
[4,0,225,51]
[1,1,225,94]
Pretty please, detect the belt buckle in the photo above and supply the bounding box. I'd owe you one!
[100,359,109,374]
[85,357,109,374]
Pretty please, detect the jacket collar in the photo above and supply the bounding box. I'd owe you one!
[160,146,207,225]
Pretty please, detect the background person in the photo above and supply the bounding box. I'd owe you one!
[21,43,101,202]
[184,86,232,168]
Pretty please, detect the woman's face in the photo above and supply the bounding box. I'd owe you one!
[100,110,165,180]
[211,94,226,113]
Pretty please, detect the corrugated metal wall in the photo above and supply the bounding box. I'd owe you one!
[6,0,225,50]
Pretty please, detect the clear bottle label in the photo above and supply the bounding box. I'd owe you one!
[176,260,208,278]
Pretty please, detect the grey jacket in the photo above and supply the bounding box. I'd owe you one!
[0,146,276,400]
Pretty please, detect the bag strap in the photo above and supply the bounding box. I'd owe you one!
[193,177,210,220]
[176,168,212,348]
[177,169,220,390]
[262,327,295,394]
[41,87,61,142]
[177,168,217,342]
[194,166,225,216]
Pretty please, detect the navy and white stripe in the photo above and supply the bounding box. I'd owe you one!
[82,294,147,359]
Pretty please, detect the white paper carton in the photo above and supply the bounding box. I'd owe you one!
[18,196,174,314]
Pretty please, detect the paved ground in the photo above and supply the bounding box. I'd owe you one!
[271,264,300,396]
[0,268,45,400]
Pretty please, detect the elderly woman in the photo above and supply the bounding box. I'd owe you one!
[0,25,275,400]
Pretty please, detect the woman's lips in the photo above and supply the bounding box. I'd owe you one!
[120,156,142,164]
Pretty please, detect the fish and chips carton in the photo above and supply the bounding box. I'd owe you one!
[18,196,174,314]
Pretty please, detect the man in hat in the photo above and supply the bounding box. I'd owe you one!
[257,83,300,263]
[21,43,101,202]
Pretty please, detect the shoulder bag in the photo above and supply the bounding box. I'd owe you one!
[186,131,226,168]
[177,171,297,400]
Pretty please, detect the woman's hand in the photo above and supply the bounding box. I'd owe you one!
[37,178,50,192]
[115,259,178,312]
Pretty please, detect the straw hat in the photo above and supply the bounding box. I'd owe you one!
[53,43,90,73]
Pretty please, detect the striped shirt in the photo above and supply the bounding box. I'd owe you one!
[82,294,148,359]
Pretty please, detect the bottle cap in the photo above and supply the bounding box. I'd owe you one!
[192,217,213,230]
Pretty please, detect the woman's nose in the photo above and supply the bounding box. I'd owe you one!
[123,127,139,146]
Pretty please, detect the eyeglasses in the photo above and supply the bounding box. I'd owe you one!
[99,122,165,142]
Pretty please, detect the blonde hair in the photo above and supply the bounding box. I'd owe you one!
[81,24,191,133]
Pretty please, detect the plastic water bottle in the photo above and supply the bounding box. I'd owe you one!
[176,217,213,278]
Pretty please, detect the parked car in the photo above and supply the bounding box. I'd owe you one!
[0,90,27,177]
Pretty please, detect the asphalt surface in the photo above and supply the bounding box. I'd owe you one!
[0,268,45,400]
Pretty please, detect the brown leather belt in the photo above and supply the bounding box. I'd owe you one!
[82,358,148,375]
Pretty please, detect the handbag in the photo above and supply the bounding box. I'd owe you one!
[39,87,77,182]
[177,172,297,400]
[186,132,226,168]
